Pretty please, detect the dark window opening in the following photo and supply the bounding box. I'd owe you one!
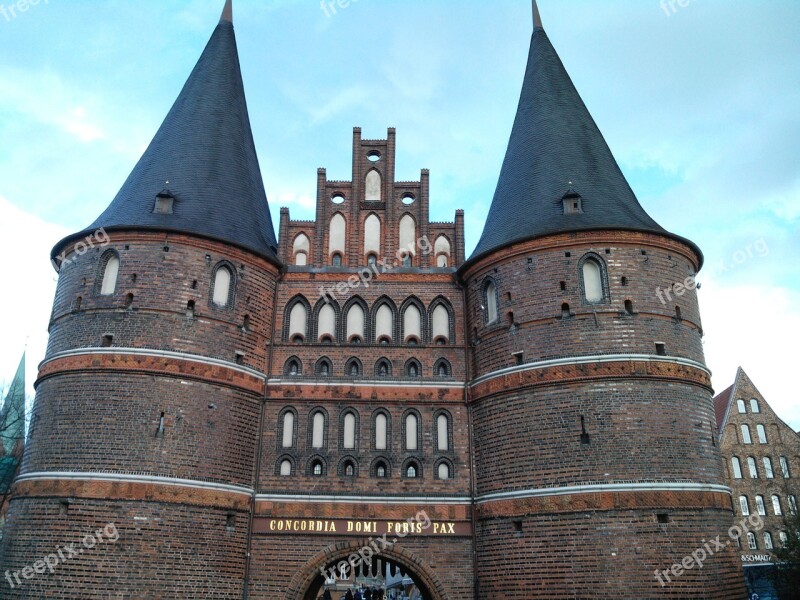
[513,352,524,366]
[675,306,682,321]
[561,303,571,319]
[560,281,566,291]
[657,513,670,524]
[580,415,590,445]
[655,342,667,356]
[621,277,628,286]
[186,300,196,318]
[624,300,634,315]
[125,293,134,308]
[235,352,245,365]
[102,335,113,348]
[242,315,250,331]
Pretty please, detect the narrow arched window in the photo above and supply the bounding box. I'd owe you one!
[281,412,295,448]
[405,414,418,451]
[764,532,774,550]
[364,214,381,256]
[747,532,757,550]
[438,463,450,480]
[437,414,450,452]
[365,170,381,202]
[739,496,750,515]
[212,265,232,307]
[435,359,451,378]
[790,495,798,515]
[406,463,418,479]
[312,460,324,477]
[376,462,387,478]
[772,495,782,516]
[755,495,766,516]
[737,399,747,413]
[399,215,416,258]
[780,531,789,546]
[280,460,292,477]
[318,303,336,342]
[757,424,767,444]
[346,303,365,342]
[375,413,388,450]
[100,253,120,296]
[347,359,361,378]
[741,424,752,444]
[328,214,346,259]
[403,304,421,343]
[780,456,791,478]
[731,457,742,479]
[432,304,450,343]
[375,304,394,343]
[288,302,308,342]
[312,412,325,449]
[750,398,760,413]
[285,358,301,376]
[764,457,774,478]
[376,359,391,378]
[747,457,759,478]
[293,233,310,266]
[344,462,355,477]
[434,235,451,268]
[343,412,357,450]
[484,280,498,324]
[582,258,604,303]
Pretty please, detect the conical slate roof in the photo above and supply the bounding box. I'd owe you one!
[466,19,701,268]
[53,5,279,264]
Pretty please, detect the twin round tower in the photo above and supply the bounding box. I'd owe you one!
[0,1,747,598]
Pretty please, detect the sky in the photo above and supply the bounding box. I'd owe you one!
[0,0,798,428]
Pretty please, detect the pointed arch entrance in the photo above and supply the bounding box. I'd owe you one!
[286,542,448,600]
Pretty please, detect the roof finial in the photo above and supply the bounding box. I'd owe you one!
[220,0,232,23]
[533,0,543,29]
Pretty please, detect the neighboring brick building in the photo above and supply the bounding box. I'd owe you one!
[715,367,800,599]
[0,1,748,599]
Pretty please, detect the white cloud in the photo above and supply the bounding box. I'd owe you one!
[700,282,800,430]
[0,195,68,403]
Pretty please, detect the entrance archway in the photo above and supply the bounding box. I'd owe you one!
[286,542,448,600]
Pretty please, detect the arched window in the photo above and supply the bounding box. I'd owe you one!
[279,459,292,477]
[375,413,388,450]
[376,359,391,378]
[331,253,343,267]
[364,214,381,256]
[375,304,394,343]
[747,457,759,478]
[780,531,789,546]
[212,264,233,307]
[315,358,332,377]
[772,495,783,516]
[346,302,366,343]
[790,495,798,515]
[100,253,120,296]
[434,236,451,268]
[281,411,295,448]
[346,358,362,378]
[731,457,742,479]
[375,460,388,478]
[311,412,326,449]
[432,304,450,344]
[293,234,310,266]
[739,496,750,516]
[437,462,451,480]
[750,398,760,413]
[403,460,421,479]
[288,301,308,342]
[285,358,301,377]
[399,215,416,258]
[317,303,337,342]
[780,456,791,478]
[763,457,774,479]
[484,279,498,324]
[405,359,421,378]
[437,414,450,452]
[311,459,324,477]
[365,170,381,202]
[757,424,767,444]
[435,359,451,378]
[343,460,356,477]
[764,532,774,550]
[405,413,419,451]
[737,399,747,413]
[342,412,357,450]
[581,257,604,303]
[403,303,422,343]
[741,424,752,444]
[747,532,758,550]
[328,214,346,260]
[755,495,766,516]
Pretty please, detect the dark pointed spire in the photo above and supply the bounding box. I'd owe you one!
[53,3,279,264]
[533,0,542,29]
[220,0,232,23]
[465,24,701,268]
[1,353,25,456]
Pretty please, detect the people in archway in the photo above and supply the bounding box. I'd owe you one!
[345,589,354,600]
[364,587,373,600]
[354,587,363,600]
[322,589,332,600]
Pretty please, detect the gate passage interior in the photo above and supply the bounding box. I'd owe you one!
[303,557,434,600]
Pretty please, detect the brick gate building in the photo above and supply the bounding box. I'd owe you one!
[0,1,747,598]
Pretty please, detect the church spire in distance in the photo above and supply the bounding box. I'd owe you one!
[532,0,542,29]
[220,0,232,23]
